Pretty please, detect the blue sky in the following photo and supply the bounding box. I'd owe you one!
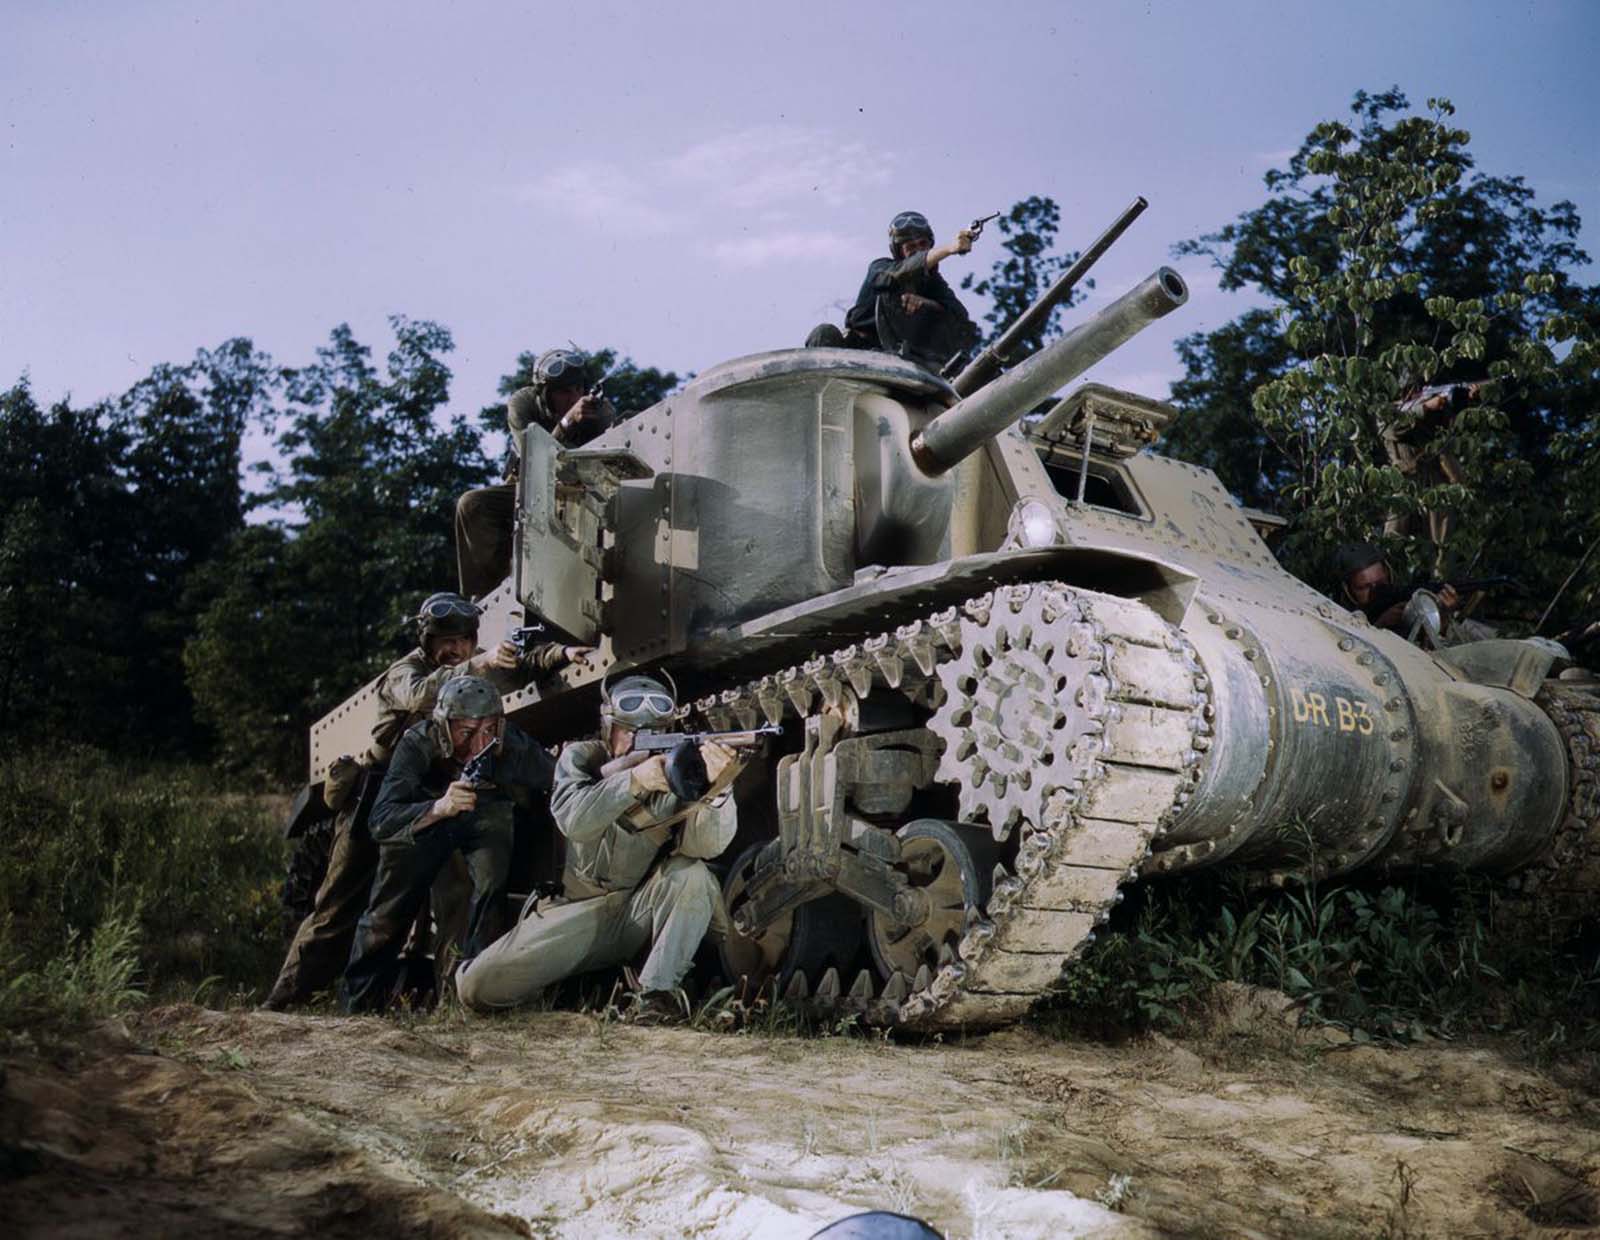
[4,1,1597,439]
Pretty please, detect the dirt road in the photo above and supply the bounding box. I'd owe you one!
[5,993,1598,1238]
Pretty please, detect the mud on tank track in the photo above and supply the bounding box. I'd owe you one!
[691,581,1209,1032]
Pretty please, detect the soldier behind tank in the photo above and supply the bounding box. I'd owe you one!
[455,673,745,1021]
[455,347,618,600]
[1333,542,1495,644]
[341,675,556,1012]
[261,592,585,1011]
[806,210,979,371]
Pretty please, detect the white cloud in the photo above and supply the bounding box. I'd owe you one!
[702,230,857,268]
[519,126,894,262]
[666,125,893,210]
[516,163,677,235]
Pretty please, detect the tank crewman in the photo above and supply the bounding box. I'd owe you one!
[1333,542,1493,643]
[456,674,744,1020]
[262,592,582,1011]
[455,347,618,600]
[342,676,557,1012]
[806,211,979,371]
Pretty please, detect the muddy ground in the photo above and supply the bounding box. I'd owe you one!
[5,988,1600,1239]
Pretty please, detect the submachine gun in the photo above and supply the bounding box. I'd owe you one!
[601,723,783,802]
[1368,575,1518,616]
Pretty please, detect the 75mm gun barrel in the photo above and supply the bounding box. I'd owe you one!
[910,266,1188,476]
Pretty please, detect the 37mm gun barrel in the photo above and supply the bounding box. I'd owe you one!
[950,195,1149,396]
[910,266,1188,475]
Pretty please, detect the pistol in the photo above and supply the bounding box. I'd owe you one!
[968,212,1001,239]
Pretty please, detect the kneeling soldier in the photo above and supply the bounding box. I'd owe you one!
[341,676,555,1013]
[456,674,744,1018]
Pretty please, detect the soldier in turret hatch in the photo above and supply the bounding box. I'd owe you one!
[455,347,618,600]
[806,210,980,371]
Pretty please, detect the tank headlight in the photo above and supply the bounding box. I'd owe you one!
[1009,498,1061,549]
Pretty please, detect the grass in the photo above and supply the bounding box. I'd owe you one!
[1036,861,1600,1054]
[0,745,287,1040]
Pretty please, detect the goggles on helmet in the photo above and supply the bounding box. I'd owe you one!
[418,593,482,623]
[536,348,587,386]
[890,211,932,235]
[613,688,675,718]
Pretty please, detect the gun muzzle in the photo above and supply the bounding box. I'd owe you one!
[911,266,1188,475]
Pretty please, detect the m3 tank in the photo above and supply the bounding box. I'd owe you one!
[309,262,1600,1031]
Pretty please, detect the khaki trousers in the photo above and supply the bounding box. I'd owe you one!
[456,856,721,1009]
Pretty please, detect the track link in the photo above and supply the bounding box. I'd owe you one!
[697,581,1210,1031]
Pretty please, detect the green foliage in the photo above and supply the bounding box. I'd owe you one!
[0,905,145,1035]
[960,195,1087,359]
[187,317,491,778]
[0,746,286,1009]
[1042,866,1600,1049]
[0,340,273,752]
[1168,89,1600,612]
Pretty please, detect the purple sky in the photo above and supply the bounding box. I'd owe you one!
[4,1,1597,450]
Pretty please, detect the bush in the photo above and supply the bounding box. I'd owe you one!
[1038,865,1600,1049]
[0,745,287,1025]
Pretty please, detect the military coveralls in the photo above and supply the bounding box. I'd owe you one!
[264,643,568,1009]
[455,387,617,600]
[843,250,977,367]
[455,739,736,1009]
[341,721,555,1012]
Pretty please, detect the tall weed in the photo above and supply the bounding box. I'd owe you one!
[0,745,286,1025]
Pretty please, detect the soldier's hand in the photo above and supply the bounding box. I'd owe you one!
[432,779,478,820]
[954,227,976,254]
[489,640,521,669]
[901,292,938,316]
[701,741,743,787]
[630,755,671,796]
[1437,584,1460,610]
[560,395,603,429]
[564,645,595,668]
[1377,602,1408,630]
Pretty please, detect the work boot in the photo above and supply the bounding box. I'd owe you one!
[259,976,302,1012]
[624,990,685,1026]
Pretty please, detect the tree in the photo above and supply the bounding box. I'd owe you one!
[1165,89,1600,619]
[959,195,1090,360]
[187,317,492,776]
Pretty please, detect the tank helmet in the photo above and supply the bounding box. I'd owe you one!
[600,672,678,730]
[437,675,503,720]
[1332,542,1386,581]
[416,591,481,647]
[888,210,934,256]
[533,348,587,393]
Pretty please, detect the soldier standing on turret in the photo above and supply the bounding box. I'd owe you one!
[807,211,980,371]
[455,348,617,601]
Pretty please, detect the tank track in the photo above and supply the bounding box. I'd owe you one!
[693,581,1210,1031]
[1505,679,1600,922]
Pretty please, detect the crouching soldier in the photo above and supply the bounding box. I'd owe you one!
[341,676,555,1012]
[456,674,744,1020]
[264,592,581,1011]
